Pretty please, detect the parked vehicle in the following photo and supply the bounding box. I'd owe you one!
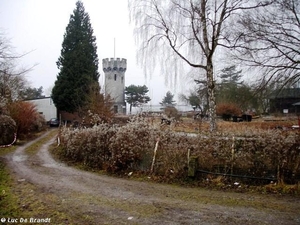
[49,118,60,127]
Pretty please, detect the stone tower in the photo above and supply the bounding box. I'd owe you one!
[102,58,127,114]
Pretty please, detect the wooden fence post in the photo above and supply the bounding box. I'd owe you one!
[150,138,160,174]
[188,156,198,177]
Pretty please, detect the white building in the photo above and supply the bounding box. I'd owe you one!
[26,97,57,121]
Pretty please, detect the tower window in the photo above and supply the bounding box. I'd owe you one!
[114,74,117,81]
[121,76,123,83]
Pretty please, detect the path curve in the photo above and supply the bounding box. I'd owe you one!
[5,131,300,224]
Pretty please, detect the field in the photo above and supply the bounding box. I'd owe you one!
[170,115,299,133]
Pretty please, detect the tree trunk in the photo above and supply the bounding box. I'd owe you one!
[206,62,217,132]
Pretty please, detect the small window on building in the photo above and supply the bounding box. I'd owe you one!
[121,76,124,83]
[114,74,117,81]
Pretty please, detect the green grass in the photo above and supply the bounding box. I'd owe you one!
[0,129,80,224]
[0,140,24,218]
[0,159,20,218]
[0,145,17,157]
[25,129,58,155]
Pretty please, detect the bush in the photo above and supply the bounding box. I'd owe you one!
[108,116,158,172]
[7,101,46,138]
[216,103,242,120]
[0,115,16,145]
[164,106,181,121]
[57,116,300,185]
[193,130,300,184]
[59,123,116,169]
[153,130,194,179]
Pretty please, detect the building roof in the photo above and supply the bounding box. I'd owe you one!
[269,88,300,99]
[24,96,50,101]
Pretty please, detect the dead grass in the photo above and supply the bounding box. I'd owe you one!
[171,117,298,133]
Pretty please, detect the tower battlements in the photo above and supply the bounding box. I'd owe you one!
[102,58,127,72]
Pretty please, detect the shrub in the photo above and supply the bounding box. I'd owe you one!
[7,101,46,138]
[108,116,158,172]
[164,106,181,121]
[216,103,242,120]
[59,123,117,169]
[57,116,300,185]
[193,130,300,184]
[111,116,130,125]
[0,115,16,145]
[84,87,114,124]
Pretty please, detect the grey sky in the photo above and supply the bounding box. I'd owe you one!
[0,0,178,105]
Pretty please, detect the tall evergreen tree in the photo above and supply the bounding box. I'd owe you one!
[52,1,99,113]
[217,66,243,104]
[219,66,242,84]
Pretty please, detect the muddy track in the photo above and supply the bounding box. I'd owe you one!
[4,131,300,224]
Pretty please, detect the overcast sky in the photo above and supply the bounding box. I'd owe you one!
[0,0,185,105]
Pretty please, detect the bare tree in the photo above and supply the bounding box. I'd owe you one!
[129,0,269,132]
[0,68,27,100]
[0,33,32,101]
[232,0,300,87]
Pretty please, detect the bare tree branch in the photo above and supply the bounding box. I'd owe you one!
[231,0,300,86]
[0,33,35,101]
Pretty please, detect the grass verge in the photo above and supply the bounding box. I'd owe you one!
[0,159,20,218]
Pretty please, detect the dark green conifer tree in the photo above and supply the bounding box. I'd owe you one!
[160,91,176,106]
[52,1,99,113]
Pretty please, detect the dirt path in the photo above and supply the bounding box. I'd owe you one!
[4,131,300,224]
